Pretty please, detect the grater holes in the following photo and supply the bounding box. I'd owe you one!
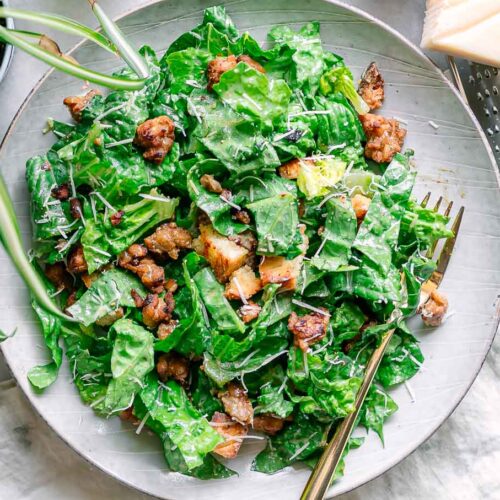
[493,86,499,95]
[477,92,484,101]
[487,128,494,136]
[484,69,491,78]
[493,106,499,115]
[493,68,499,76]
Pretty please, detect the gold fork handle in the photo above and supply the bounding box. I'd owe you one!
[300,328,396,500]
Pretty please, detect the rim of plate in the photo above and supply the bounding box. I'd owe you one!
[0,0,15,86]
[0,1,498,499]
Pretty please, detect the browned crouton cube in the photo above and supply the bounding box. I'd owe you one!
[225,265,262,301]
[195,224,249,282]
[211,412,248,459]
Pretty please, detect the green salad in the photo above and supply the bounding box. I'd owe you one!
[25,6,453,480]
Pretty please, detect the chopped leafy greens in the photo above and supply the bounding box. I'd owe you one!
[21,5,452,483]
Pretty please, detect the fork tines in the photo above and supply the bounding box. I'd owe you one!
[421,192,464,287]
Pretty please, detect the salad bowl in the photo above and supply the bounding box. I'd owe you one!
[0,1,498,499]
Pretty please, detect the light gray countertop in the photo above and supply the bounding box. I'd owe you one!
[0,1,498,499]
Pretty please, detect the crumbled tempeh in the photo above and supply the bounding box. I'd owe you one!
[130,289,145,308]
[288,308,330,352]
[65,290,77,309]
[238,301,262,323]
[225,265,262,301]
[118,245,165,293]
[164,278,178,294]
[359,113,406,163]
[219,382,254,425]
[51,183,70,201]
[69,198,83,220]
[211,411,248,459]
[44,262,72,290]
[194,224,249,282]
[118,244,148,265]
[96,307,124,326]
[252,414,285,435]
[67,245,88,274]
[144,222,192,260]
[110,210,124,227]
[157,319,179,340]
[358,62,384,111]
[81,271,100,289]
[351,193,371,222]
[207,55,238,90]
[421,289,448,327]
[142,293,173,329]
[200,174,223,194]
[133,258,165,293]
[63,89,101,122]
[233,209,251,225]
[237,54,266,73]
[119,407,140,424]
[134,116,175,164]
[156,352,190,385]
[207,55,265,91]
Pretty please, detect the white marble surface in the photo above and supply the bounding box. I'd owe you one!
[0,1,498,499]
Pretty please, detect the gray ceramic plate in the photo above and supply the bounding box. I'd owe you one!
[1,1,499,499]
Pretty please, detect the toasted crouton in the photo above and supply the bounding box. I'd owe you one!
[259,226,308,292]
[211,412,248,459]
[195,224,249,282]
[238,301,262,323]
[259,255,302,291]
[225,265,262,301]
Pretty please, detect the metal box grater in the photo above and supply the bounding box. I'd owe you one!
[450,59,500,167]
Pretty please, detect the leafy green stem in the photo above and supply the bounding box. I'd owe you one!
[0,175,77,322]
[0,25,146,90]
[0,6,116,53]
[88,0,149,78]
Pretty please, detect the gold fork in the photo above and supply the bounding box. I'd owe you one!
[300,194,464,500]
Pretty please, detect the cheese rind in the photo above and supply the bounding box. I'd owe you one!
[421,0,500,67]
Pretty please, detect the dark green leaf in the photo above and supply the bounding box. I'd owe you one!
[137,374,222,470]
[67,269,146,326]
[186,159,247,236]
[191,368,224,419]
[311,197,357,271]
[81,190,178,273]
[377,326,424,388]
[247,193,302,257]
[104,319,154,414]
[255,383,294,418]
[193,267,245,334]
[27,298,63,390]
[359,385,398,443]
[252,412,327,474]
[213,63,292,128]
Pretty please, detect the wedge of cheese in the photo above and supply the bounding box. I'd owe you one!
[421,0,500,67]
